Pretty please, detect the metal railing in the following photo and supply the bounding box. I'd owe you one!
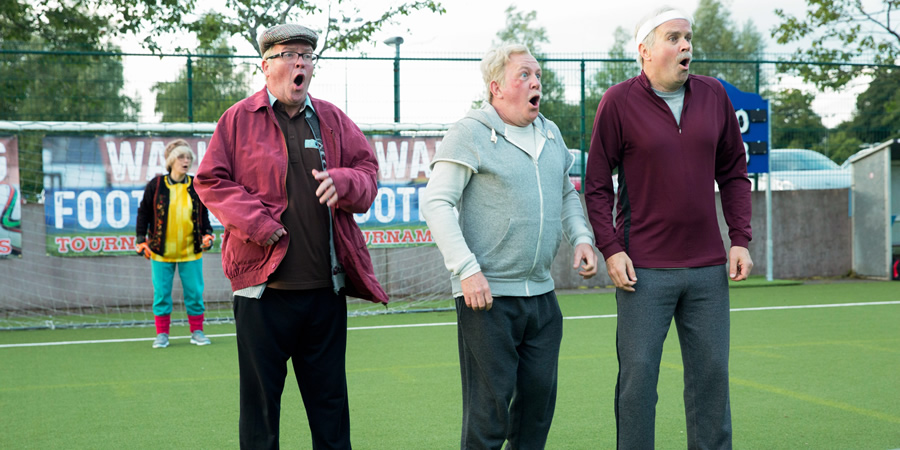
[2,47,898,199]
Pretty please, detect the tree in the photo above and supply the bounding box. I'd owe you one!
[842,68,900,145]
[152,15,253,122]
[772,0,900,89]
[1,1,139,200]
[822,127,864,165]
[495,6,549,52]
[1,1,140,122]
[0,0,196,51]
[773,0,900,159]
[155,1,445,56]
[769,89,827,151]
[1,1,444,55]
[590,27,638,95]
[690,0,766,93]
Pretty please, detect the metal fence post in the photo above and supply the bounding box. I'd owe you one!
[383,37,404,123]
[580,59,587,192]
[187,55,193,123]
[755,61,760,95]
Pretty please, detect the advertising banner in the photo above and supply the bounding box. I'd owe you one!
[43,134,443,256]
[43,136,222,256]
[355,135,440,248]
[0,136,23,258]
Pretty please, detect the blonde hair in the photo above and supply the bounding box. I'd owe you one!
[480,43,532,103]
[164,139,195,173]
[634,6,693,67]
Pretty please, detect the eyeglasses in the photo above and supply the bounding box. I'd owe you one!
[265,51,319,65]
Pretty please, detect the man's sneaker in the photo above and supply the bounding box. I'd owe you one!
[152,333,169,349]
[190,330,211,346]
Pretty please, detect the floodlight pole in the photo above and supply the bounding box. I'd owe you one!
[384,36,404,123]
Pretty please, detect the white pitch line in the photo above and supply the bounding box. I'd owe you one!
[0,334,236,348]
[729,301,900,311]
[565,314,618,320]
[2,301,898,349]
[350,322,457,331]
[564,301,900,319]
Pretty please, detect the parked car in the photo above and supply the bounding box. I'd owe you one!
[840,146,878,169]
[764,148,851,190]
[567,149,618,193]
[568,149,587,191]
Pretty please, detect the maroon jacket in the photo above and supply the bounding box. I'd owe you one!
[194,87,388,303]
[585,72,752,268]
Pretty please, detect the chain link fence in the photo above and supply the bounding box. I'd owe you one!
[2,47,898,199]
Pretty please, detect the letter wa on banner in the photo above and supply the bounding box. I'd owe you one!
[42,136,224,257]
[357,135,441,249]
[0,136,23,258]
[41,134,442,256]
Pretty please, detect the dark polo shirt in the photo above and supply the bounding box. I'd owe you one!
[267,100,332,290]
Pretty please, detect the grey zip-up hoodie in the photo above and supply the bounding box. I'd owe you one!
[425,104,593,297]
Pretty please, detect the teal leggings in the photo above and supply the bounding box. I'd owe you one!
[151,258,205,316]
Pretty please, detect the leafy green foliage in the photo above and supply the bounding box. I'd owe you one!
[0,1,139,201]
[772,0,900,89]
[0,0,443,55]
[589,27,638,96]
[771,1,900,160]
[844,68,900,144]
[172,0,444,56]
[1,1,141,123]
[769,88,827,151]
[822,126,864,164]
[495,6,549,52]
[690,0,766,92]
[152,16,253,123]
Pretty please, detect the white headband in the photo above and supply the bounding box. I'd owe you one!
[634,10,692,50]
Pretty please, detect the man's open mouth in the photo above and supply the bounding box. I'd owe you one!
[529,93,541,107]
[678,56,691,69]
[294,74,305,87]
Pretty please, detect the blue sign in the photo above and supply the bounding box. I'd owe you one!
[720,79,769,174]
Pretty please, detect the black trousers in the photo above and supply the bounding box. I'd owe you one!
[234,287,350,450]
[456,291,563,450]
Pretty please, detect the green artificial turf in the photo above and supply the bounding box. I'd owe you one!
[1,281,898,448]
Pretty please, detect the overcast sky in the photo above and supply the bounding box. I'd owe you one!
[364,0,803,56]
[207,0,810,56]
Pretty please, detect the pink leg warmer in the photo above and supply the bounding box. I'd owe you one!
[155,315,171,335]
[188,314,204,333]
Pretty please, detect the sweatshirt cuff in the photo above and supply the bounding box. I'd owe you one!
[457,255,481,281]
[573,236,594,248]
[728,235,750,249]
[598,242,624,262]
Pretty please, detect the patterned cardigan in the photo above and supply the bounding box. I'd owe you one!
[136,174,213,255]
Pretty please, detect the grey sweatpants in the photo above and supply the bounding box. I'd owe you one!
[614,264,732,450]
[455,291,563,450]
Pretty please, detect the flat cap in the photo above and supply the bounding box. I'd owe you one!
[258,24,318,57]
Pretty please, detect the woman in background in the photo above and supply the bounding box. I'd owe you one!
[136,139,214,349]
